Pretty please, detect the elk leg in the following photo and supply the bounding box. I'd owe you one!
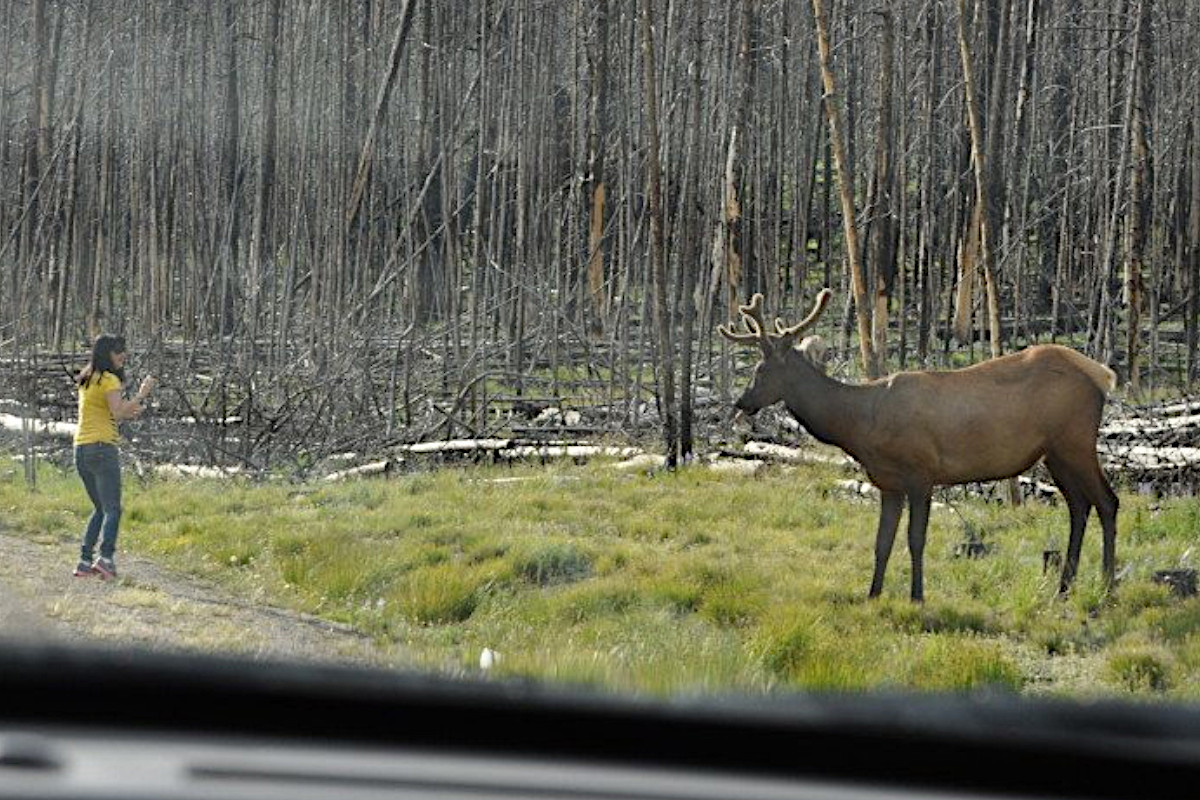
[1061,499,1092,594]
[868,491,905,599]
[906,489,932,603]
[1078,459,1120,589]
[1099,489,1119,589]
[1045,455,1092,594]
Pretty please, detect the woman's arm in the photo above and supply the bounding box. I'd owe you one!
[104,375,156,421]
[106,391,144,421]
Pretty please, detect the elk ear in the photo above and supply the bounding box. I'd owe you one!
[798,335,829,373]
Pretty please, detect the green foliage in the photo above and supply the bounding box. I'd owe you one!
[387,562,489,625]
[1147,599,1200,643]
[1105,637,1175,694]
[1031,620,1081,657]
[1119,581,1175,615]
[751,609,826,677]
[918,599,1002,636]
[907,635,1025,692]
[6,453,1200,701]
[698,574,768,627]
[512,541,594,586]
[553,582,641,624]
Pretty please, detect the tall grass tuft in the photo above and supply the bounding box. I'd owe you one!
[512,541,593,586]
[387,562,489,625]
[907,635,1025,692]
[1105,637,1175,694]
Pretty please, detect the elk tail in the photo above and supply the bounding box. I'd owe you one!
[1054,347,1117,395]
[1078,354,1118,395]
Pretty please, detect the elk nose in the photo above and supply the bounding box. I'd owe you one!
[733,396,756,414]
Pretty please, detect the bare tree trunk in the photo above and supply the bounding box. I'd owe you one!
[916,0,940,363]
[678,3,703,461]
[1094,0,1136,369]
[956,0,1002,360]
[867,7,896,373]
[252,0,282,360]
[1188,102,1200,386]
[218,0,241,338]
[641,0,676,467]
[1050,104,1078,342]
[812,0,878,378]
[1008,0,1039,340]
[1125,0,1152,396]
[585,0,610,336]
[347,0,417,231]
[894,8,909,369]
[719,0,753,320]
[470,0,491,359]
[17,0,49,341]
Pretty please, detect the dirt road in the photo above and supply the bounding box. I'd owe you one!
[0,526,395,667]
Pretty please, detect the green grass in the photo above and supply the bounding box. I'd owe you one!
[5,452,1200,702]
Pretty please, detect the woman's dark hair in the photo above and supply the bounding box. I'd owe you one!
[76,333,127,386]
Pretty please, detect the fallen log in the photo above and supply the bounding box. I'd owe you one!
[324,459,396,482]
[154,464,244,479]
[0,413,75,439]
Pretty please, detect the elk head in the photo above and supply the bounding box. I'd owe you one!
[718,289,833,415]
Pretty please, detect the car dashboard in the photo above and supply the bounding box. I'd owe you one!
[3,641,1200,799]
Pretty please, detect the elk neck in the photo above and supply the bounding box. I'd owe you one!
[778,349,875,458]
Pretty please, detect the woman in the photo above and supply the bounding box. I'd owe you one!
[72,334,156,579]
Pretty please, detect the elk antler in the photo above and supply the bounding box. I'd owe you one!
[774,289,833,343]
[718,293,771,351]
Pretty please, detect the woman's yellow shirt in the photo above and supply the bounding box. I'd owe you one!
[74,372,122,445]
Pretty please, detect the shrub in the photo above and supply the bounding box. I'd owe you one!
[749,610,883,691]
[752,613,820,677]
[1030,621,1080,657]
[908,635,1024,692]
[1119,581,1174,614]
[388,562,485,624]
[272,533,310,559]
[513,542,593,586]
[554,584,641,624]
[649,580,704,615]
[1106,642,1174,693]
[699,577,767,627]
[919,599,999,636]
[1150,600,1200,643]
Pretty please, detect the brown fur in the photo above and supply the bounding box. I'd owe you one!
[720,291,1118,601]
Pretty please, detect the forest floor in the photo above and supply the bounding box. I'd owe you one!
[0,521,400,669]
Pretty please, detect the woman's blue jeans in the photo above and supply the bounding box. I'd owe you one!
[75,443,122,562]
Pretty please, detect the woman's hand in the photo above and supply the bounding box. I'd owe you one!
[107,376,155,422]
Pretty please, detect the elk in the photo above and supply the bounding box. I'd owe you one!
[720,289,1119,602]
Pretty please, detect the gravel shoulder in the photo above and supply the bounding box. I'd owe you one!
[0,525,397,668]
